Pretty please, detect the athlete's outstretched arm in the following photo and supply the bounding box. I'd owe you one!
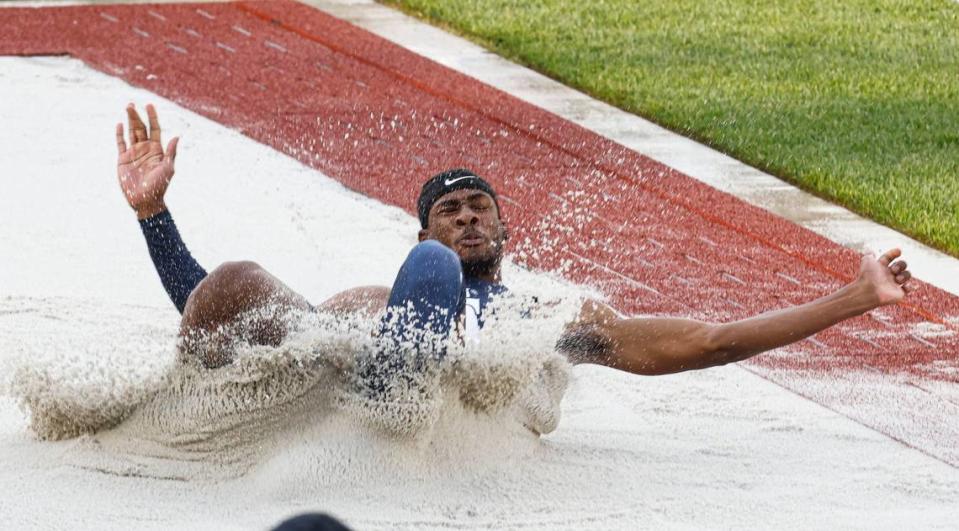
[116,103,206,313]
[559,250,912,375]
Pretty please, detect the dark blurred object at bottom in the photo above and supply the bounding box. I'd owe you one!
[272,512,353,531]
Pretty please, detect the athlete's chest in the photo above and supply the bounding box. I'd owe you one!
[462,279,508,342]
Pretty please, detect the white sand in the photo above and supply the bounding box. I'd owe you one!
[1,57,958,530]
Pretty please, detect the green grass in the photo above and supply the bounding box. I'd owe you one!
[385,0,959,255]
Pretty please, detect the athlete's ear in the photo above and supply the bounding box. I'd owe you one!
[418,228,428,242]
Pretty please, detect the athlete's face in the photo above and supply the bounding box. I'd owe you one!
[419,189,507,278]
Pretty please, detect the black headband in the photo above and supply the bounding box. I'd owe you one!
[417,169,499,229]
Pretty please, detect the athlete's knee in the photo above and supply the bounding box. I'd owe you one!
[182,260,266,319]
[197,261,265,296]
[387,240,463,319]
[209,260,266,283]
[405,240,461,285]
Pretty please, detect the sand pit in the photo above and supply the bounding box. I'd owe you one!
[1,56,958,530]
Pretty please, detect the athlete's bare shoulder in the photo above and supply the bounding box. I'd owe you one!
[316,286,390,317]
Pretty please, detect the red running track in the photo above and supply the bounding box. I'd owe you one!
[2,1,958,466]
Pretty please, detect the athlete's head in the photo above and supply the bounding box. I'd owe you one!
[417,169,507,279]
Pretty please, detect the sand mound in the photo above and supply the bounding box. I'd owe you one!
[4,290,581,480]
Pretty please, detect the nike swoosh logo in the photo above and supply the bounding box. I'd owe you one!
[444,175,476,186]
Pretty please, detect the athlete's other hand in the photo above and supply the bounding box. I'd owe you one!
[116,103,179,220]
[856,248,911,307]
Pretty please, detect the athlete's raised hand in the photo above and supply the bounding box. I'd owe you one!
[116,103,179,220]
[857,248,911,306]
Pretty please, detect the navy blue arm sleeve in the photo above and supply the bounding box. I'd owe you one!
[138,210,208,314]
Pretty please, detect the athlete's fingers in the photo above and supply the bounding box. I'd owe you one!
[126,104,140,145]
[127,104,137,146]
[878,248,902,267]
[115,123,127,155]
[127,104,148,144]
[890,260,908,274]
[146,103,162,143]
[165,136,179,169]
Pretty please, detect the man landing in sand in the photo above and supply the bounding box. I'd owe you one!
[117,104,912,381]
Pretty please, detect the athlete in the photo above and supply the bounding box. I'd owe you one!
[116,103,913,376]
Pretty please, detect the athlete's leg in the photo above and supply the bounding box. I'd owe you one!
[179,261,311,368]
[381,240,465,342]
[360,240,465,392]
